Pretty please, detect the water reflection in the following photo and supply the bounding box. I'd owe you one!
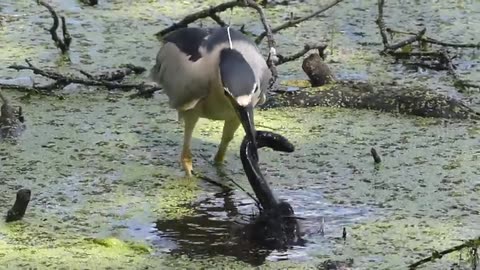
[155,189,302,266]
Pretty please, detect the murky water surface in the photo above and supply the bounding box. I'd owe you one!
[0,0,479,269]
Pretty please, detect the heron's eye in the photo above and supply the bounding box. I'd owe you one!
[223,87,232,97]
[252,83,259,94]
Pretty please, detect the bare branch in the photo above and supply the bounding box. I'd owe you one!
[243,0,278,87]
[386,28,480,48]
[5,60,160,96]
[37,0,71,53]
[422,37,480,48]
[277,43,328,65]
[386,28,426,52]
[376,0,478,92]
[255,0,345,44]
[155,0,240,38]
[389,51,444,59]
[209,13,227,27]
[61,16,72,49]
[375,0,390,49]
[409,237,480,269]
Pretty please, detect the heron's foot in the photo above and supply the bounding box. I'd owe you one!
[181,152,193,177]
[213,151,226,165]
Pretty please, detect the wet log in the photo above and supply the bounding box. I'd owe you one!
[262,81,480,120]
[6,189,31,222]
[302,53,335,87]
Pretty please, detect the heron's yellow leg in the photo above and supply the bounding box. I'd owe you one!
[214,118,241,165]
[181,111,199,177]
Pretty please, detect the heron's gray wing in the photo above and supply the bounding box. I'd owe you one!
[163,28,211,61]
[150,28,213,110]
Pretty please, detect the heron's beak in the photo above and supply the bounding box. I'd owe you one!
[233,102,256,146]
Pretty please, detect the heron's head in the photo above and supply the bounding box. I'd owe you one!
[219,48,259,144]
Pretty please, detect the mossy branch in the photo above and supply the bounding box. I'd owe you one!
[409,236,480,269]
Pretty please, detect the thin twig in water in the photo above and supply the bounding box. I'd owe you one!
[376,0,390,49]
[255,0,345,44]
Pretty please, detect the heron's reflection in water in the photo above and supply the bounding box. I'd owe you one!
[155,189,303,266]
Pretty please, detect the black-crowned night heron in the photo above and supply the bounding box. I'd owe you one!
[150,27,271,177]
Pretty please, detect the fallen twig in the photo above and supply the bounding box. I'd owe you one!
[79,64,146,82]
[440,50,480,91]
[255,0,345,44]
[386,28,426,53]
[376,0,479,92]
[5,60,160,95]
[376,0,426,54]
[386,28,480,49]
[390,51,444,59]
[409,236,480,269]
[37,0,71,54]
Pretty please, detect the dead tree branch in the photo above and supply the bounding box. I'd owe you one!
[408,236,480,269]
[376,0,390,49]
[276,43,328,65]
[255,0,345,44]
[155,0,240,38]
[209,13,227,27]
[375,0,479,91]
[243,0,278,87]
[4,60,160,95]
[376,0,426,54]
[37,0,71,54]
[386,28,426,53]
[386,28,480,49]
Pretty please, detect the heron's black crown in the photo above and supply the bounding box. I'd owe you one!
[219,48,256,99]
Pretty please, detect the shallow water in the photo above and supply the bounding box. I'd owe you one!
[0,0,479,269]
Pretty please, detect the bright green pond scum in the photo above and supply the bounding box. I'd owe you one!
[0,0,479,269]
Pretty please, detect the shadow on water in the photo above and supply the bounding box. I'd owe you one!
[154,189,288,266]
